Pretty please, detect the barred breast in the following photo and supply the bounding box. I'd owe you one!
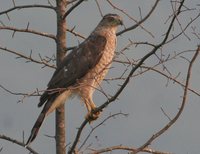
[73,30,117,98]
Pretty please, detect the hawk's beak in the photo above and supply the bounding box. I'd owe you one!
[118,19,123,25]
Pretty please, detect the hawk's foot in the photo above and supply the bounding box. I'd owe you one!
[85,108,101,123]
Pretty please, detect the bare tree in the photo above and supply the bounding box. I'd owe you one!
[0,0,200,154]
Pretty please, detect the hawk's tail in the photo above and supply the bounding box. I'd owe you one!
[25,111,45,146]
[25,101,53,147]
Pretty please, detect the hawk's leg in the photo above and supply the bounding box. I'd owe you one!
[84,98,100,122]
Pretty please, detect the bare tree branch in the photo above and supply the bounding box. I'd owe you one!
[68,120,88,154]
[113,59,200,97]
[133,45,199,154]
[63,0,85,19]
[117,0,160,36]
[0,4,55,16]
[165,12,200,44]
[0,84,42,103]
[0,46,56,68]
[0,134,38,154]
[66,27,86,39]
[79,113,128,151]
[95,0,103,17]
[0,84,31,97]
[170,0,191,41]
[68,0,80,4]
[90,145,172,154]
[0,26,56,40]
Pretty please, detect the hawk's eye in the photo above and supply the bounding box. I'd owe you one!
[107,17,115,22]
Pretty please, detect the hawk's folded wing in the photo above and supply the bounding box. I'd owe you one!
[38,34,107,107]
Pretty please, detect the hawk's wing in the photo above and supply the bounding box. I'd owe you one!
[38,34,107,107]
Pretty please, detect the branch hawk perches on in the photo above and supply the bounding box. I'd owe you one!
[26,14,123,146]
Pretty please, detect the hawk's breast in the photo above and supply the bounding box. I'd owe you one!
[72,30,117,97]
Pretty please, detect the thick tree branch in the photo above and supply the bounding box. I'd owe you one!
[55,0,67,154]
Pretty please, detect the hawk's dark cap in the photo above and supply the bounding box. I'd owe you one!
[103,13,123,25]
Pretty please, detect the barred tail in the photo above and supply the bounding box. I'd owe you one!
[25,101,53,147]
[25,91,69,147]
[25,112,45,146]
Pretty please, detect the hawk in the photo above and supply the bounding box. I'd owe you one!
[26,13,123,146]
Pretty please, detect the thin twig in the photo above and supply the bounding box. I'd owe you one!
[160,107,172,121]
[63,0,85,19]
[165,12,200,44]
[170,0,191,41]
[117,0,160,36]
[66,28,86,39]
[95,0,103,17]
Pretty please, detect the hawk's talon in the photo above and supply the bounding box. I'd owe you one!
[85,109,101,123]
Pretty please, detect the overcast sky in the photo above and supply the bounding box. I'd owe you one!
[0,0,200,154]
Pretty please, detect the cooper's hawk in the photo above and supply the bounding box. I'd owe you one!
[26,14,123,146]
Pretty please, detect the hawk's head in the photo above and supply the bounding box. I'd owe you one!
[99,14,123,27]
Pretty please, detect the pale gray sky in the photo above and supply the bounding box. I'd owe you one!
[0,0,200,154]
